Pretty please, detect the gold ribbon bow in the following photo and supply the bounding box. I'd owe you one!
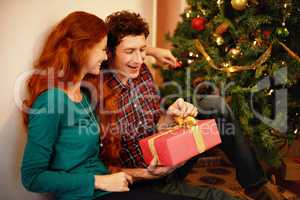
[148,116,206,165]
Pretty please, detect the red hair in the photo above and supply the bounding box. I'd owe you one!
[86,71,122,167]
[23,11,107,125]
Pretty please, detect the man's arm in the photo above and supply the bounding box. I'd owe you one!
[109,166,166,182]
[146,46,179,68]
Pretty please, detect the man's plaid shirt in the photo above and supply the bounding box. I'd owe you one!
[104,64,161,168]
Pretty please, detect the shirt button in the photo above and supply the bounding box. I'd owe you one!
[100,143,103,147]
[139,121,142,125]
[134,104,137,108]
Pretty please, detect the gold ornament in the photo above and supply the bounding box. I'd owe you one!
[228,47,241,59]
[215,20,230,35]
[213,34,224,46]
[222,62,231,68]
[231,0,248,11]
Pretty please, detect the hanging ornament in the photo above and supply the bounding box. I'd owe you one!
[216,36,225,46]
[215,21,230,35]
[222,62,231,68]
[231,0,248,11]
[228,47,242,59]
[275,27,289,38]
[213,33,225,46]
[262,30,272,39]
[175,61,182,68]
[191,17,207,31]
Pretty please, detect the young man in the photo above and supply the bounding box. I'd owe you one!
[99,11,284,200]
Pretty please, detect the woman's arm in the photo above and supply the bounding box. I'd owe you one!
[21,94,95,196]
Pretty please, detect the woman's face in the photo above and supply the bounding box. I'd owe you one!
[84,36,108,75]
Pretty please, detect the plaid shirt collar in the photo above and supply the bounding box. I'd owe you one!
[106,72,127,92]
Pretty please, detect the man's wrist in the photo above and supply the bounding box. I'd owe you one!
[146,46,156,57]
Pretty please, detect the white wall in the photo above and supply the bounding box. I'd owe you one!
[0,0,155,199]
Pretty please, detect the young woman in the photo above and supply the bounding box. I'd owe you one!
[20,11,200,200]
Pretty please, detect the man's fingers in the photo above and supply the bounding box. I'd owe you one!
[191,106,198,117]
[125,174,133,184]
[120,186,130,192]
[185,104,196,117]
[150,157,158,166]
[168,98,199,118]
[167,107,183,117]
[163,51,177,66]
[147,157,158,172]
[162,58,176,67]
[181,105,189,118]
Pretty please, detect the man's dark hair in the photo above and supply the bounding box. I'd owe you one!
[105,11,149,55]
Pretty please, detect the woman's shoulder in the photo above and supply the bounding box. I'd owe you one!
[31,87,66,110]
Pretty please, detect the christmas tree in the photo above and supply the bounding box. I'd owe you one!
[160,0,300,166]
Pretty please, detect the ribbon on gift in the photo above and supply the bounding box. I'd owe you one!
[148,116,206,165]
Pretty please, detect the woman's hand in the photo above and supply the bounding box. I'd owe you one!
[94,172,133,192]
[167,98,198,118]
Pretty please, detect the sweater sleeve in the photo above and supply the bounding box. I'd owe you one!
[21,91,95,196]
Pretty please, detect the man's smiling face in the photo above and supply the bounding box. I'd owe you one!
[111,34,147,84]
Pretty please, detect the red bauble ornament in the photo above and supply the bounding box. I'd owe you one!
[191,17,207,31]
[176,61,183,68]
[263,30,272,39]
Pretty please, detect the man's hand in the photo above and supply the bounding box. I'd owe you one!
[121,167,161,181]
[146,158,186,177]
[146,47,179,68]
[167,98,198,118]
[146,158,175,177]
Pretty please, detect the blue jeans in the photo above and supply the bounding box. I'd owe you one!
[195,95,267,189]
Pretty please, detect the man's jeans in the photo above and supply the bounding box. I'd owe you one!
[195,95,267,189]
